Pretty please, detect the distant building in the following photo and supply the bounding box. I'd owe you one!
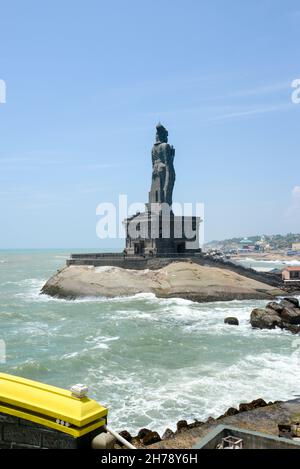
[292,243,300,252]
[255,236,270,252]
[282,267,300,282]
[239,238,255,252]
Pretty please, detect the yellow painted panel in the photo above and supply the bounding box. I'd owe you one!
[0,373,108,435]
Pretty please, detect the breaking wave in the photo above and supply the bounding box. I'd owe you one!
[1,250,300,434]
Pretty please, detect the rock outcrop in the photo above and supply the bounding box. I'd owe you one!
[250,297,300,333]
[224,317,239,326]
[41,262,285,303]
[238,398,268,412]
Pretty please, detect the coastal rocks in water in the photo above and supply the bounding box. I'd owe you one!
[281,306,300,324]
[141,431,161,446]
[176,420,188,432]
[239,398,267,413]
[224,317,239,326]
[137,428,151,440]
[125,398,275,449]
[250,298,300,333]
[266,301,284,314]
[250,308,282,330]
[223,407,239,417]
[162,428,175,440]
[205,416,215,424]
[283,297,299,308]
[118,430,133,443]
[41,262,285,303]
[187,420,205,429]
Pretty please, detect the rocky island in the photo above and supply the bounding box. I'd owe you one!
[42,124,286,302]
[41,261,284,302]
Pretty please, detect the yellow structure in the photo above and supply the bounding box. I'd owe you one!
[0,373,108,438]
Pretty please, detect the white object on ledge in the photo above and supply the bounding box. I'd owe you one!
[70,383,89,399]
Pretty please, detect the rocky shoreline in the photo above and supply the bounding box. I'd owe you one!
[112,397,296,449]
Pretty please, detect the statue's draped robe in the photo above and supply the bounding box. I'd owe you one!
[150,141,175,206]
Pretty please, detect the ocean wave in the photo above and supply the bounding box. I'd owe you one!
[1,281,20,286]
[2,251,300,436]
[38,293,156,304]
[85,347,300,434]
[283,259,300,266]
[10,360,50,376]
[238,257,300,265]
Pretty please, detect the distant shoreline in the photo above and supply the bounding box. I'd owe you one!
[232,252,300,263]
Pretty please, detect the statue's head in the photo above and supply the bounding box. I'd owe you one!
[156,123,168,143]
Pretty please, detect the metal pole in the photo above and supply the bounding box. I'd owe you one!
[104,425,136,450]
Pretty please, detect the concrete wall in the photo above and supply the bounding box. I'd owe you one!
[194,425,300,449]
[0,412,101,449]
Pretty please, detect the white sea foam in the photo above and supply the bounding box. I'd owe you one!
[240,257,282,264]
[283,259,300,266]
[238,257,300,266]
[86,345,300,434]
[2,251,300,436]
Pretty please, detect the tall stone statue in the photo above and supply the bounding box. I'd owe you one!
[148,123,176,207]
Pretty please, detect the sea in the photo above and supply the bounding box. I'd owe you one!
[0,249,300,434]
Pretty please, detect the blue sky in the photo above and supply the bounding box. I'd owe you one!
[0,0,299,248]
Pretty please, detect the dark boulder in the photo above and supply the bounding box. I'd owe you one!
[188,420,204,429]
[250,298,300,333]
[137,428,151,440]
[206,416,215,424]
[142,431,161,446]
[224,317,239,326]
[283,297,300,308]
[278,423,293,438]
[239,403,251,412]
[118,430,132,443]
[239,398,267,413]
[250,308,282,330]
[217,407,239,420]
[251,398,268,408]
[284,324,300,334]
[176,420,188,432]
[224,407,239,417]
[281,306,300,325]
[266,302,284,314]
[162,428,175,440]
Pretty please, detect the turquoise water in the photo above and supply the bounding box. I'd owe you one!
[0,250,299,434]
